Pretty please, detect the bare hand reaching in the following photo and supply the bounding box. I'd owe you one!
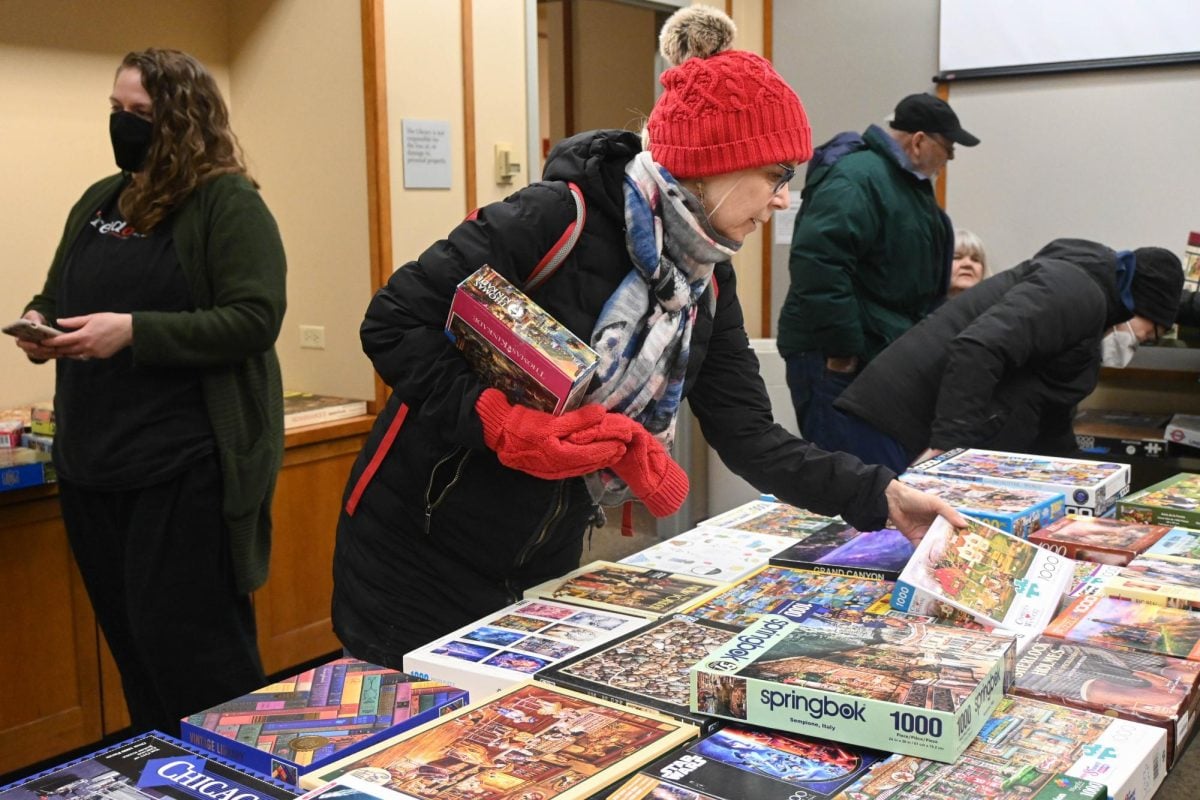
[884,479,966,545]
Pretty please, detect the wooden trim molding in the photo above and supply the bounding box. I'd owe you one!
[563,0,575,134]
[462,0,477,213]
[360,0,392,412]
[935,81,949,209]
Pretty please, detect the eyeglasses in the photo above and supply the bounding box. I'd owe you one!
[927,134,955,157]
[771,163,797,194]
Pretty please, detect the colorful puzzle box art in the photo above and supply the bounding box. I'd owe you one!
[1118,472,1200,530]
[908,448,1130,516]
[445,265,598,415]
[688,611,1011,763]
[1028,515,1171,565]
[898,472,1065,538]
[402,598,645,701]
[609,723,890,800]
[536,614,738,730]
[683,565,893,630]
[300,680,697,799]
[180,659,468,785]
[523,561,726,620]
[892,516,1074,652]
[834,695,1164,800]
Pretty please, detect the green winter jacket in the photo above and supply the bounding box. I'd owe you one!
[777,124,951,363]
[26,172,287,594]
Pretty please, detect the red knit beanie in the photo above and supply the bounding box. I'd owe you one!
[647,6,812,180]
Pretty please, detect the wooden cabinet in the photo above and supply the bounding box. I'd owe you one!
[0,489,101,776]
[0,417,371,777]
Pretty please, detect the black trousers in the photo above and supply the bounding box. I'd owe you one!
[58,453,265,735]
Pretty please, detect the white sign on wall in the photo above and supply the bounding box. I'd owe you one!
[402,119,452,189]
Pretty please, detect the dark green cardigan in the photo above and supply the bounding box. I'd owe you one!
[27,173,287,594]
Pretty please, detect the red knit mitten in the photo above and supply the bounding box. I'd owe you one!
[611,428,690,517]
[476,388,633,480]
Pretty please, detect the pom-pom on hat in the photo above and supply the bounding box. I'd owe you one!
[647,5,812,180]
[1131,247,1184,329]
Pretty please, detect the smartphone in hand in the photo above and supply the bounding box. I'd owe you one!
[3,318,66,343]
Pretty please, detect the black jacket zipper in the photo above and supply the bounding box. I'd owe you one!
[423,447,472,535]
[506,481,568,601]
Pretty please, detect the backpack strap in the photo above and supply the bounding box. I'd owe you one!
[461,180,586,293]
[525,181,586,292]
[346,182,588,516]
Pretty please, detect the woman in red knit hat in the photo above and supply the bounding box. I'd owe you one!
[332,6,963,668]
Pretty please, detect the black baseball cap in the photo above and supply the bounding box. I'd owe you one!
[892,93,980,147]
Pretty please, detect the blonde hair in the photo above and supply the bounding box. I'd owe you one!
[954,229,988,275]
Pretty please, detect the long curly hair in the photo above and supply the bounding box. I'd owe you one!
[116,49,254,231]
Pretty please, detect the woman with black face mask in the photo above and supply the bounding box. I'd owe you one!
[12,49,286,735]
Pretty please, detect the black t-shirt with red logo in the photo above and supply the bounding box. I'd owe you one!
[53,190,213,489]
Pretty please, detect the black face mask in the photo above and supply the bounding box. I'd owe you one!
[109,111,153,172]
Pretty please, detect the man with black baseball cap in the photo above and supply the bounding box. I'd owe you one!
[891,92,981,147]
[778,92,979,462]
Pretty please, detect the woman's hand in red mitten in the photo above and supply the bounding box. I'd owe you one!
[611,427,689,517]
[475,388,634,480]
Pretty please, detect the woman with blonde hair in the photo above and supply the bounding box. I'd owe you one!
[332,6,961,668]
[14,48,286,732]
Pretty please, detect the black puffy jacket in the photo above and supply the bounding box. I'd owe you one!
[836,238,1132,457]
[332,130,895,667]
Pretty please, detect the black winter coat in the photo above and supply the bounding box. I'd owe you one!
[836,239,1133,457]
[332,130,895,667]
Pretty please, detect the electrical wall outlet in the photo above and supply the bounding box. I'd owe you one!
[299,324,325,350]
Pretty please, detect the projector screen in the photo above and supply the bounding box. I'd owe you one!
[939,0,1200,80]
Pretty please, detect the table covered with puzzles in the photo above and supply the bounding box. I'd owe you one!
[6,448,1200,800]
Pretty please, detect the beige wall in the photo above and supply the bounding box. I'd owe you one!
[473,0,531,206]
[383,0,467,268]
[0,0,373,408]
[0,0,231,408]
[229,1,373,400]
[572,0,658,134]
[727,0,766,337]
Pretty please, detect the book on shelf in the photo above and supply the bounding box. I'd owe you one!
[767,527,913,582]
[1044,593,1200,662]
[609,723,890,800]
[618,525,800,583]
[682,565,893,630]
[1014,636,1200,766]
[0,731,300,800]
[898,472,1065,538]
[699,498,847,537]
[835,695,1166,800]
[180,658,467,786]
[688,609,1012,763]
[536,613,739,731]
[401,597,645,701]
[298,680,698,798]
[445,264,598,415]
[1117,472,1200,530]
[891,516,1074,653]
[1028,514,1171,565]
[283,392,368,430]
[1073,407,1170,459]
[522,561,726,620]
[906,448,1130,517]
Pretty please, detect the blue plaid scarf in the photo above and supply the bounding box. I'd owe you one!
[584,151,738,507]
